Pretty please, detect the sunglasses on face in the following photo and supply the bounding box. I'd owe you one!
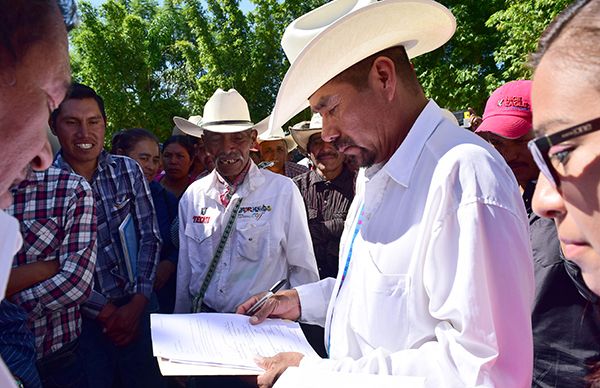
[528,116,600,187]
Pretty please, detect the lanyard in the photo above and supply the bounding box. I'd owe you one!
[327,204,365,355]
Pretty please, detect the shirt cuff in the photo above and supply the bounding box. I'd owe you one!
[135,279,154,300]
[295,278,335,326]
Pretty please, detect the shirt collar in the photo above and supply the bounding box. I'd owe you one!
[207,160,264,199]
[54,149,112,176]
[380,100,443,188]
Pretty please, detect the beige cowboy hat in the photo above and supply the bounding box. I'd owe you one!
[267,0,456,133]
[254,116,297,152]
[290,113,322,154]
[172,115,202,137]
[173,88,254,136]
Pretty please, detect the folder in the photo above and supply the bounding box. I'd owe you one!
[118,213,138,284]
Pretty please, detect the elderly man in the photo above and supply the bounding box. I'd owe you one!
[476,80,600,387]
[0,1,71,387]
[257,134,308,178]
[238,1,534,387]
[173,88,319,315]
[50,83,163,388]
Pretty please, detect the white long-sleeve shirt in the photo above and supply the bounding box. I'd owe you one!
[296,101,534,387]
[176,162,319,313]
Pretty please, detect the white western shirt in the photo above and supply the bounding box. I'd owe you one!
[297,101,534,387]
[175,162,319,313]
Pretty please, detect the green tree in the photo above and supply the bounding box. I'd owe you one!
[71,0,189,142]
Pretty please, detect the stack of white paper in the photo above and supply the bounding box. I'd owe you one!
[150,313,319,375]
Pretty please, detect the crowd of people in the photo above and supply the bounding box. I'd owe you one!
[0,0,599,387]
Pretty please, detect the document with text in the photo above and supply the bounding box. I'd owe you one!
[150,313,319,375]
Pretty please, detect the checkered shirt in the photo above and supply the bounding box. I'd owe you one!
[54,151,161,318]
[8,166,96,358]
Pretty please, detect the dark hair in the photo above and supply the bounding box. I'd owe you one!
[0,0,65,70]
[162,135,196,159]
[111,128,159,155]
[50,82,107,129]
[331,45,417,92]
[530,0,599,69]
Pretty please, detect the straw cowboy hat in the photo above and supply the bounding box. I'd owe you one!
[267,0,456,133]
[290,113,323,154]
[173,88,254,136]
[172,115,202,136]
[254,115,297,152]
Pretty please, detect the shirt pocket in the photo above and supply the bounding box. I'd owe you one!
[184,222,216,271]
[236,222,270,262]
[22,218,63,259]
[349,251,411,349]
[110,195,132,222]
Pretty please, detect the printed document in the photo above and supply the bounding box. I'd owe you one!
[151,313,319,375]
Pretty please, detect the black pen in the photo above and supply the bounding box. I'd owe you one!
[246,279,287,316]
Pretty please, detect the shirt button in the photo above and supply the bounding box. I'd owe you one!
[219,289,224,293]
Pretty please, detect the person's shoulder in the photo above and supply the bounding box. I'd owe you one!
[43,165,92,195]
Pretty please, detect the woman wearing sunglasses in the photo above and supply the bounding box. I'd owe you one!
[529,0,600,297]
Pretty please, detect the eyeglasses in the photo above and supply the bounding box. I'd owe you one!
[528,116,600,187]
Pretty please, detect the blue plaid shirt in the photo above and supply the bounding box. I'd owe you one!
[54,151,161,318]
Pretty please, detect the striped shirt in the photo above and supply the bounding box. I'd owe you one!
[8,167,96,358]
[293,166,356,279]
[284,161,309,179]
[54,151,161,318]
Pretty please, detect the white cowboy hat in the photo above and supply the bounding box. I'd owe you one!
[173,88,254,136]
[255,115,297,152]
[267,0,456,133]
[290,113,323,153]
[172,115,202,137]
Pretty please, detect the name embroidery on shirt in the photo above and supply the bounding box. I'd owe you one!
[237,204,272,220]
[193,215,211,223]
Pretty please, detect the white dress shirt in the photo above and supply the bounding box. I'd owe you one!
[175,162,319,313]
[296,101,534,387]
[0,210,23,388]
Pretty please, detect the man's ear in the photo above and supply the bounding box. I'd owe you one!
[250,129,258,143]
[369,56,397,102]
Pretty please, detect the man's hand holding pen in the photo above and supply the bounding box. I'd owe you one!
[236,288,302,324]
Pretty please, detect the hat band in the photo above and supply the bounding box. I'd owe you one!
[202,119,253,127]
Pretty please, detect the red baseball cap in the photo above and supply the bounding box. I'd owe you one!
[475,80,532,139]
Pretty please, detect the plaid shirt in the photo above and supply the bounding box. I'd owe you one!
[8,167,96,358]
[54,151,160,318]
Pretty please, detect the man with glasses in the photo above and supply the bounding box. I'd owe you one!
[477,80,600,387]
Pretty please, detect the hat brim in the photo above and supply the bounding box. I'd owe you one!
[173,116,255,136]
[291,128,322,154]
[173,116,204,137]
[257,135,297,153]
[475,116,532,139]
[269,0,456,131]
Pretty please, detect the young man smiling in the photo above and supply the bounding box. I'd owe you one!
[50,83,163,388]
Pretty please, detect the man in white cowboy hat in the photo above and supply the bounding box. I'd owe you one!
[254,117,308,178]
[173,88,319,317]
[238,0,534,386]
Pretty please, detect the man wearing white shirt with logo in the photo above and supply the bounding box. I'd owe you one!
[237,1,534,387]
[174,88,319,315]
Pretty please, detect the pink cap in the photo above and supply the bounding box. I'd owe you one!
[475,80,532,139]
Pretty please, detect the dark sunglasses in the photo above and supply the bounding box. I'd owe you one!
[528,116,600,187]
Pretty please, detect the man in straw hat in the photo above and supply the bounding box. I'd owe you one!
[254,117,308,178]
[237,0,534,386]
[173,88,319,317]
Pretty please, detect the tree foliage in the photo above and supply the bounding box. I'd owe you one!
[70,0,571,141]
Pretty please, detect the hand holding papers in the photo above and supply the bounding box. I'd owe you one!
[150,313,318,375]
